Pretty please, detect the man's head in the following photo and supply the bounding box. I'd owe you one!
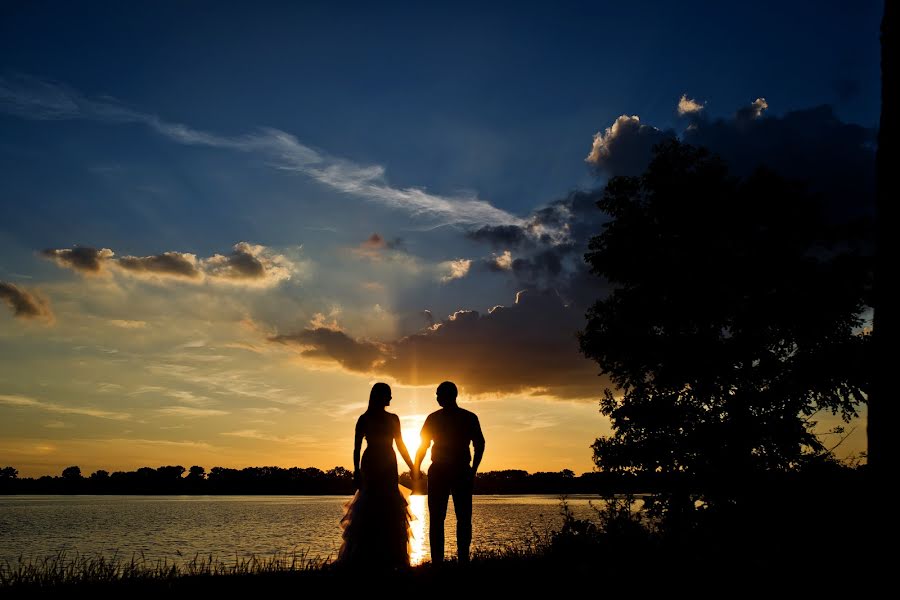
[436,381,458,407]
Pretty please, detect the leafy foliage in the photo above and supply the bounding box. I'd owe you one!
[579,140,871,481]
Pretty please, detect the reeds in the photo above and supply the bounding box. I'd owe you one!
[0,547,331,588]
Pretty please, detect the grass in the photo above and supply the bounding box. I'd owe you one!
[0,548,331,587]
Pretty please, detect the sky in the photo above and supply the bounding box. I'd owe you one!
[0,1,881,477]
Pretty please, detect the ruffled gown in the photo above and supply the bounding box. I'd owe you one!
[337,425,413,570]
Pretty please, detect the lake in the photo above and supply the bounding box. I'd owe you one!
[0,495,609,566]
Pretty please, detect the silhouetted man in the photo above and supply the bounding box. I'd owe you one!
[414,381,485,564]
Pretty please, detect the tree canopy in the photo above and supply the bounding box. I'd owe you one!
[578,139,871,486]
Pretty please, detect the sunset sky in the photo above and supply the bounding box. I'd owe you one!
[1,1,880,477]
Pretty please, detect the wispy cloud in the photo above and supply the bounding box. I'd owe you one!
[157,406,230,418]
[221,429,318,444]
[1,74,522,227]
[0,394,131,420]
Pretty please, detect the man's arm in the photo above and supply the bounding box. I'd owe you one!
[414,416,432,473]
[471,416,485,474]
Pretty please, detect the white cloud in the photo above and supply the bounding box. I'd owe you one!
[439,259,472,282]
[677,94,705,115]
[1,75,523,227]
[492,250,513,270]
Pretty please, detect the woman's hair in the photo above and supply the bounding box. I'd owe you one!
[367,382,392,411]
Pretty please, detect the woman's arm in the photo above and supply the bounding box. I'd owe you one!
[392,414,415,473]
[353,415,364,488]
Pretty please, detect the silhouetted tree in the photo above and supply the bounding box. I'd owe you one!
[61,466,82,481]
[89,469,109,480]
[0,466,17,480]
[157,465,187,479]
[578,140,871,502]
[186,465,206,480]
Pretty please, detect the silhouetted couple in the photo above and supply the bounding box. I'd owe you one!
[337,381,485,570]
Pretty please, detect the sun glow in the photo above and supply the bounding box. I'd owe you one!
[399,414,427,461]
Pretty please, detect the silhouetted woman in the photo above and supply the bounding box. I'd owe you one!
[337,382,415,570]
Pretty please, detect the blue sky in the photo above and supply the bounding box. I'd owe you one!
[0,1,881,475]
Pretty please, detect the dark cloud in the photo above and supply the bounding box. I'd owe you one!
[585,115,674,177]
[269,328,384,372]
[382,290,606,398]
[40,247,114,273]
[466,188,610,310]
[582,99,875,222]
[466,225,531,249]
[734,97,769,121]
[41,242,294,286]
[682,103,876,219]
[117,252,201,278]
[0,281,53,322]
[469,99,876,313]
[270,290,608,400]
[203,242,268,280]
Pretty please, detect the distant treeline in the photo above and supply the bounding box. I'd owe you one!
[0,462,865,496]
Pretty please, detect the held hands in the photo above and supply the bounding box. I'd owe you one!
[352,470,360,491]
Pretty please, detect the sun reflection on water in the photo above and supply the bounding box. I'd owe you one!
[408,493,427,565]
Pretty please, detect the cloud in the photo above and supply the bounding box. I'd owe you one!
[489,250,513,271]
[1,74,522,227]
[41,247,114,273]
[269,290,608,399]
[269,328,385,372]
[735,97,769,121]
[467,189,611,310]
[108,319,148,329]
[156,406,230,418]
[439,259,472,282]
[220,429,318,444]
[41,242,296,287]
[580,96,874,219]
[116,251,202,279]
[677,94,705,116]
[681,101,875,219]
[201,242,294,286]
[585,115,674,177]
[308,310,342,331]
[0,394,131,420]
[466,224,532,248]
[351,233,407,261]
[0,281,54,322]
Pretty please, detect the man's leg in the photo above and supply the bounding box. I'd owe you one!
[427,465,450,564]
[451,466,474,563]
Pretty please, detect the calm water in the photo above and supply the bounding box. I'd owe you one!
[0,495,607,565]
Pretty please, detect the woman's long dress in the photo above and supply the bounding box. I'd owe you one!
[337,412,412,570]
